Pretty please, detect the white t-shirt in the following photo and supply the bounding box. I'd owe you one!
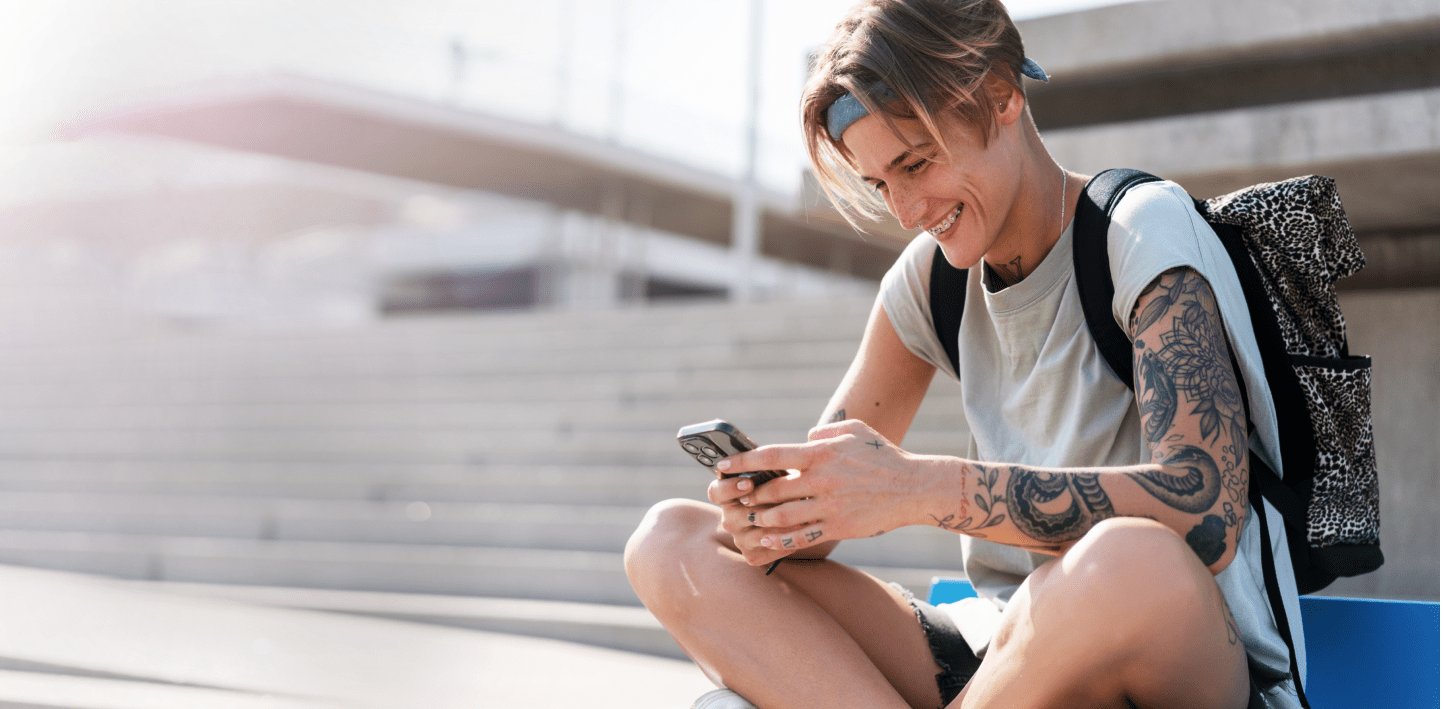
[879,180,1305,708]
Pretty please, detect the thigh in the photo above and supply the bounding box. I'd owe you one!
[773,560,951,709]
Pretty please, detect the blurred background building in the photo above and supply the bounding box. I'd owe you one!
[0,0,1434,706]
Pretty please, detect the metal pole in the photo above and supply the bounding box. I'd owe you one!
[554,0,574,127]
[608,0,629,143]
[731,0,763,302]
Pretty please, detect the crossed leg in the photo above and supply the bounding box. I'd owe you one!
[625,498,942,709]
[958,517,1251,709]
[626,502,1251,709]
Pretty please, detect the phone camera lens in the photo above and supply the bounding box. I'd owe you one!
[682,442,700,453]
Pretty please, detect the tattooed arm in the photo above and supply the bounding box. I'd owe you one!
[1126,267,1250,571]
[925,267,1249,572]
[725,268,1249,574]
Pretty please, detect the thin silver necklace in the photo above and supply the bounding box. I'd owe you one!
[1057,166,1068,236]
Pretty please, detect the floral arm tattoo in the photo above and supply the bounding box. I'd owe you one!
[1128,268,1249,564]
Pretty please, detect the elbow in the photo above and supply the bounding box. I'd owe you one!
[1205,543,1238,576]
[1186,512,1238,575]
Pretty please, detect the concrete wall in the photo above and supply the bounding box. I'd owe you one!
[1320,288,1440,600]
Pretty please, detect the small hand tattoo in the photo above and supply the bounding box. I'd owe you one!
[828,408,846,423]
[866,440,884,449]
[805,529,824,542]
[782,536,796,549]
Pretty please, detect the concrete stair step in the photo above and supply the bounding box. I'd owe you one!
[0,338,866,380]
[0,529,961,607]
[0,493,967,569]
[0,398,836,430]
[0,669,348,709]
[0,298,875,361]
[119,566,961,663]
[0,314,873,377]
[0,563,714,709]
[125,580,687,659]
[0,403,966,449]
[0,426,972,465]
[0,369,839,406]
[0,529,642,605]
[0,493,651,554]
[0,461,709,504]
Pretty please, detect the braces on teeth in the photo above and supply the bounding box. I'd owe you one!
[927,204,963,236]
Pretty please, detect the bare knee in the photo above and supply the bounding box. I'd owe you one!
[1022,518,1220,646]
[1050,519,1246,699]
[990,518,1246,707]
[624,499,723,605]
[1063,518,1203,588]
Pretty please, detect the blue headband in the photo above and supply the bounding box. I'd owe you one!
[826,57,1049,140]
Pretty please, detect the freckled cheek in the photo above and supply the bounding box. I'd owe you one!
[882,192,902,219]
[887,185,913,214]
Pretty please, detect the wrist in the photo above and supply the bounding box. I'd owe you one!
[905,454,968,528]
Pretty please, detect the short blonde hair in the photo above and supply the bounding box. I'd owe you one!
[802,0,1028,226]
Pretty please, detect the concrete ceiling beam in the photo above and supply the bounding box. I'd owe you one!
[1043,88,1439,233]
[1020,0,1438,81]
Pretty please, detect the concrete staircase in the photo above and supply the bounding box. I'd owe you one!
[0,295,971,659]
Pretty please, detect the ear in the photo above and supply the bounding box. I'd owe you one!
[993,86,1028,128]
[992,80,1025,127]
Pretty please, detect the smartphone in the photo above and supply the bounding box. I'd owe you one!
[677,419,787,487]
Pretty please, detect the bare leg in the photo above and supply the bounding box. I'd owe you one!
[957,518,1251,709]
[625,499,944,709]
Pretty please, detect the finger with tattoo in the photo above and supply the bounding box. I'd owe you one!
[762,525,825,550]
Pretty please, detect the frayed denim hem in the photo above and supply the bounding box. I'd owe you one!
[889,582,979,708]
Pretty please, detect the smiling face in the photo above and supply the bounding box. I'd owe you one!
[841,107,1024,270]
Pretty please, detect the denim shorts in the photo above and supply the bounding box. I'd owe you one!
[896,585,1272,709]
[892,584,978,706]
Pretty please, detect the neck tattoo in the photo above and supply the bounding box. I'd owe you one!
[984,166,1069,292]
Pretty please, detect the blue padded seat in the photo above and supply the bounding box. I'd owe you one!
[928,577,1439,709]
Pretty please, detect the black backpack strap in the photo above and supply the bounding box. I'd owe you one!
[1251,459,1312,708]
[1201,209,1317,493]
[1072,169,1162,387]
[928,245,968,378]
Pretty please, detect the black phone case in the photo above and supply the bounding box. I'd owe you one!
[677,419,786,486]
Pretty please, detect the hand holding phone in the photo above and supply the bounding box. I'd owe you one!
[676,419,787,487]
[678,419,790,574]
